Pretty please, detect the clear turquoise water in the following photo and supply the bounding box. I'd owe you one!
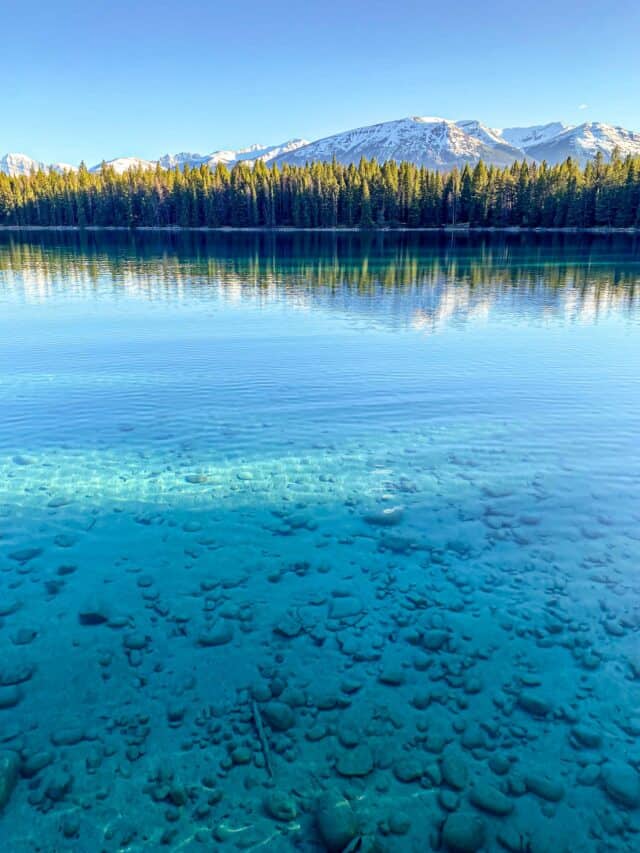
[1,232,639,852]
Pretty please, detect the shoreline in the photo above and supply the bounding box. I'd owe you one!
[0,225,639,234]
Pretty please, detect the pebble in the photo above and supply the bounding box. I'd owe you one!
[388,811,411,835]
[0,751,19,810]
[517,692,551,718]
[264,790,298,821]
[524,772,565,802]
[442,812,486,852]
[329,597,364,620]
[0,599,21,618]
[9,547,42,563]
[0,687,21,710]
[441,748,468,790]
[262,701,294,732]
[469,781,514,815]
[20,751,54,779]
[316,790,358,853]
[51,727,87,747]
[197,621,234,647]
[600,761,640,808]
[363,506,404,526]
[571,724,602,748]
[393,756,423,783]
[336,744,374,777]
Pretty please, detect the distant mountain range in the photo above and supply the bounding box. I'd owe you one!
[3,116,640,177]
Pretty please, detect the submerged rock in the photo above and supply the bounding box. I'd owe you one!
[363,506,404,527]
[316,790,358,852]
[469,782,513,815]
[524,772,565,803]
[0,686,21,710]
[601,761,640,808]
[197,621,234,647]
[516,692,551,718]
[9,547,42,564]
[442,812,485,852]
[262,701,294,732]
[336,745,374,778]
[441,748,468,790]
[264,790,298,821]
[0,751,19,811]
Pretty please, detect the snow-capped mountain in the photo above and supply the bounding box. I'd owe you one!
[0,153,76,176]
[515,122,640,166]
[92,140,310,174]
[2,119,640,177]
[89,157,155,174]
[500,122,570,150]
[274,117,525,170]
[274,117,640,169]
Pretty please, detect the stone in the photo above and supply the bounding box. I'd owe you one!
[78,601,109,626]
[378,665,405,686]
[517,692,551,718]
[524,773,565,803]
[329,597,364,620]
[336,745,374,778]
[264,790,298,821]
[123,633,147,651]
[439,789,460,811]
[601,761,640,808]
[0,599,21,618]
[469,782,514,816]
[231,746,252,765]
[20,751,54,779]
[11,628,37,646]
[570,724,602,749]
[489,755,510,776]
[393,756,423,783]
[316,790,358,853]
[9,548,42,563]
[442,812,485,852]
[0,751,20,811]
[0,664,34,686]
[577,764,600,786]
[273,612,303,638]
[262,701,294,732]
[51,728,86,747]
[422,629,449,651]
[0,687,21,710]
[363,506,404,527]
[198,621,234,647]
[441,748,468,790]
[54,533,77,548]
[337,723,361,748]
[388,811,411,835]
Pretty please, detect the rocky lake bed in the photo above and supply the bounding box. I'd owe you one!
[1,232,639,851]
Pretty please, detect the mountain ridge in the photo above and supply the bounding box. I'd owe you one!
[3,117,640,177]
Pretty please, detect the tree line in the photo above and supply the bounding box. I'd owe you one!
[1,151,639,229]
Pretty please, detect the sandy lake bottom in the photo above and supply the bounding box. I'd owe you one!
[1,232,639,852]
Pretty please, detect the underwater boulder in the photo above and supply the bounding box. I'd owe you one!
[442,812,485,852]
[0,751,19,811]
[362,506,404,527]
[316,789,359,852]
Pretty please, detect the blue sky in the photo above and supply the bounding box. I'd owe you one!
[3,0,639,164]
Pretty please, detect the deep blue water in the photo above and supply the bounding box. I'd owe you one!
[1,231,639,852]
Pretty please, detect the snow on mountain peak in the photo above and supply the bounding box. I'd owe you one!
[2,120,640,178]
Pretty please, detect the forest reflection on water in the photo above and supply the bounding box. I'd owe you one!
[0,230,638,331]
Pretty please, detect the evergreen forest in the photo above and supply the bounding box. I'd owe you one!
[1,151,639,229]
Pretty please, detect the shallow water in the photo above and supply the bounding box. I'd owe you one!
[1,231,639,852]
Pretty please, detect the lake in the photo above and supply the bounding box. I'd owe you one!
[1,230,639,852]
